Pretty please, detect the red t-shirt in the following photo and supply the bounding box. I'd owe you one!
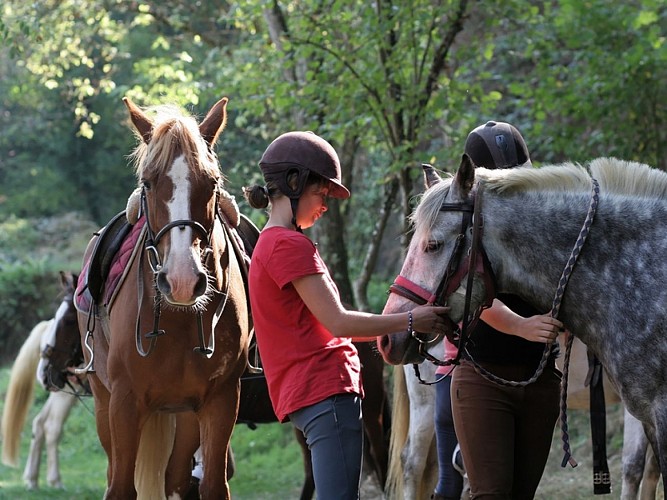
[249,226,362,422]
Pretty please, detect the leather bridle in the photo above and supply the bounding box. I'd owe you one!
[389,185,496,370]
[140,185,214,274]
[136,183,231,358]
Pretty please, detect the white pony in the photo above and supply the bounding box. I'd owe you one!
[1,272,86,489]
[1,320,86,489]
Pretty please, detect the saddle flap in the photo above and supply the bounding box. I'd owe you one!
[87,211,133,303]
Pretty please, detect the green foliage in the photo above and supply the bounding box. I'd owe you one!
[494,0,667,167]
[0,262,60,365]
[0,213,97,363]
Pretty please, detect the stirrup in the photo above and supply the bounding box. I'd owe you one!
[74,330,95,374]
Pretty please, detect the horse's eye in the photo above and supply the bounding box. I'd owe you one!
[425,240,443,253]
[142,180,152,190]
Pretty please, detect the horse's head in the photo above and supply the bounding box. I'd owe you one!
[38,272,83,391]
[124,97,230,307]
[378,156,492,365]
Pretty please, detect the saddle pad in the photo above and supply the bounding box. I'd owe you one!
[75,217,146,314]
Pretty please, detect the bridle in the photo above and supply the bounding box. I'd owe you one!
[390,176,601,470]
[141,185,214,274]
[389,185,496,372]
[135,183,232,358]
[41,295,89,393]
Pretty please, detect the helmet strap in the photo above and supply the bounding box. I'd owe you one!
[290,197,303,233]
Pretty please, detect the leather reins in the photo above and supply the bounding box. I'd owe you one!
[135,185,233,358]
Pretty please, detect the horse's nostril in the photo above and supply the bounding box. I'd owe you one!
[193,272,208,297]
[156,272,171,295]
[379,335,390,350]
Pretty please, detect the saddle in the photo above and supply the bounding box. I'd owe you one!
[86,210,133,305]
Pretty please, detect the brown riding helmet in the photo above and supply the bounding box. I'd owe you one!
[464,121,532,170]
[259,131,351,199]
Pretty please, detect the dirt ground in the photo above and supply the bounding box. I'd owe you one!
[358,403,664,499]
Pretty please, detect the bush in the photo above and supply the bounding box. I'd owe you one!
[0,212,98,364]
[0,261,63,364]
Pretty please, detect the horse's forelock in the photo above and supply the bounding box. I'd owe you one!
[411,180,452,246]
[129,105,220,181]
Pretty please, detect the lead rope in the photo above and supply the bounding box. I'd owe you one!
[557,178,600,468]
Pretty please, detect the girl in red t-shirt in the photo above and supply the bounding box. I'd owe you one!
[244,131,448,499]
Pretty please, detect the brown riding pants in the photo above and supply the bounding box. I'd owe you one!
[451,360,561,500]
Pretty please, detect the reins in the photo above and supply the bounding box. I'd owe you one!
[390,176,601,467]
[134,186,234,359]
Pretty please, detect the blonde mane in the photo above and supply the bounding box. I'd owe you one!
[411,157,665,245]
[128,105,220,182]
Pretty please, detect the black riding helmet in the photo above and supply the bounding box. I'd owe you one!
[259,131,350,230]
[464,121,532,170]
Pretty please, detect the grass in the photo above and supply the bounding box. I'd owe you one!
[0,366,306,499]
[1,361,664,499]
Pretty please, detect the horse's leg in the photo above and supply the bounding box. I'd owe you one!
[294,426,315,500]
[23,398,50,489]
[357,342,389,489]
[643,410,667,500]
[621,407,648,500]
[166,412,200,499]
[639,443,660,500]
[88,374,113,488]
[105,386,142,498]
[43,391,77,488]
[402,364,437,500]
[198,382,240,499]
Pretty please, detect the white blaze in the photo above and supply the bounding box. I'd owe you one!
[164,155,201,302]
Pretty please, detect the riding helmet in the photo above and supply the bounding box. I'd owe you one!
[464,121,532,170]
[259,131,350,199]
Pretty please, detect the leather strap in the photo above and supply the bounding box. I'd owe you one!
[589,350,611,494]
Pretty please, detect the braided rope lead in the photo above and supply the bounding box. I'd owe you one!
[557,178,600,468]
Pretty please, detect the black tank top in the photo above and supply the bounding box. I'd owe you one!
[463,293,559,369]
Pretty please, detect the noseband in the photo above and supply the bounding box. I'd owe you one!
[141,186,214,274]
[389,186,496,369]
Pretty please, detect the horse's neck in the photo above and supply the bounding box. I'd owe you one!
[482,191,589,312]
[482,190,667,356]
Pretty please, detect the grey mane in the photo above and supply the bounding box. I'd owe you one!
[478,157,667,198]
[411,157,665,245]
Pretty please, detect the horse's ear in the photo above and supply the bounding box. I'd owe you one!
[200,97,228,147]
[455,154,476,194]
[422,163,442,189]
[123,97,153,144]
[59,270,70,289]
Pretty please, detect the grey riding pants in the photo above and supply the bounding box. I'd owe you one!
[290,393,363,500]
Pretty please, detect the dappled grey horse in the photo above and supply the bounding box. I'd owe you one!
[378,155,667,497]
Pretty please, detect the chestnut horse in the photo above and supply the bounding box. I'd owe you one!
[76,97,250,499]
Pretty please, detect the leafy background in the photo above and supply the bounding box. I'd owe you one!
[0,0,665,498]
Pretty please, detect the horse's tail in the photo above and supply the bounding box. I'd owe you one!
[1,320,51,467]
[385,365,409,500]
[135,412,176,500]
